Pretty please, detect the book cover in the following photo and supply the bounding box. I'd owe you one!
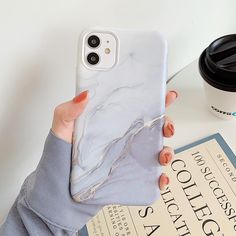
[79,133,236,235]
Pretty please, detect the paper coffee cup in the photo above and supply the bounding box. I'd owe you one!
[199,34,236,120]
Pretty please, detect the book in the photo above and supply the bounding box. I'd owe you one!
[79,133,236,235]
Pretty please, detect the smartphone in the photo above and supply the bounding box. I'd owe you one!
[71,28,167,206]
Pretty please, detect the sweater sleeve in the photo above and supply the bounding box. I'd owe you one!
[0,130,103,236]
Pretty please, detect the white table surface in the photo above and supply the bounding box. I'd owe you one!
[165,59,236,155]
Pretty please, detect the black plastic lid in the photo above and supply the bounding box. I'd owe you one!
[199,34,236,92]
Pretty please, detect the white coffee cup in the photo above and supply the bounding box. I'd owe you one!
[199,34,236,120]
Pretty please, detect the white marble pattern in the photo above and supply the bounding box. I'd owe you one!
[71,29,167,205]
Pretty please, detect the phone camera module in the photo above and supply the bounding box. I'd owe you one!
[88,35,100,48]
[87,52,99,65]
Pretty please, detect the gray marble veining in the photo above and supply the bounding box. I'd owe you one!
[71,29,167,206]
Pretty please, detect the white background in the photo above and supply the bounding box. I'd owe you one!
[0,0,236,223]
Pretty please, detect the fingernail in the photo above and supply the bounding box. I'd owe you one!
[73,90,88,103]
[159,151,172,166]
[170,90,178,99]
[162,174,170,185]
[159,174,170,190]
[165,176,170,185]
[164,152,172,164]
[167,122,175,136]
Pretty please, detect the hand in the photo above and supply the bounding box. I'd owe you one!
[51,90,177,191]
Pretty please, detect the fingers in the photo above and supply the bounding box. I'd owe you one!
[159,120,174,190]
[158,91,178,190]
[165,90,178,107]
[163,90,177,138]
[158,147,174,190]
[160,117,174,189]
[158,146,174,166]
[51,91,89,143]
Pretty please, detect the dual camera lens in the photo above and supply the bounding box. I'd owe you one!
[87,35,100,65]
[88,35,100,48]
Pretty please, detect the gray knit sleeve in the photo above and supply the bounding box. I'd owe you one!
[0,130,103,236]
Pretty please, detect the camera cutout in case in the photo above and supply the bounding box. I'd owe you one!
[82,32,118,70]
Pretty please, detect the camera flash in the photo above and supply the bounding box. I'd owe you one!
[105,48,111,54]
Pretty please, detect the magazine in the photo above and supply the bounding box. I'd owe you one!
[80,133,236,235]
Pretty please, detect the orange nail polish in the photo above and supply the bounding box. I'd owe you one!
[159,179,164,190]
[164,152,172,164]
[165,176,170,185]
[167,123,175,135]
[73,90,88,103]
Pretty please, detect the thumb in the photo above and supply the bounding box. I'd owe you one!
[51,91,89,143]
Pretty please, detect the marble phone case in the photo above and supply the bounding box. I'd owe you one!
[71,28,167,206]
